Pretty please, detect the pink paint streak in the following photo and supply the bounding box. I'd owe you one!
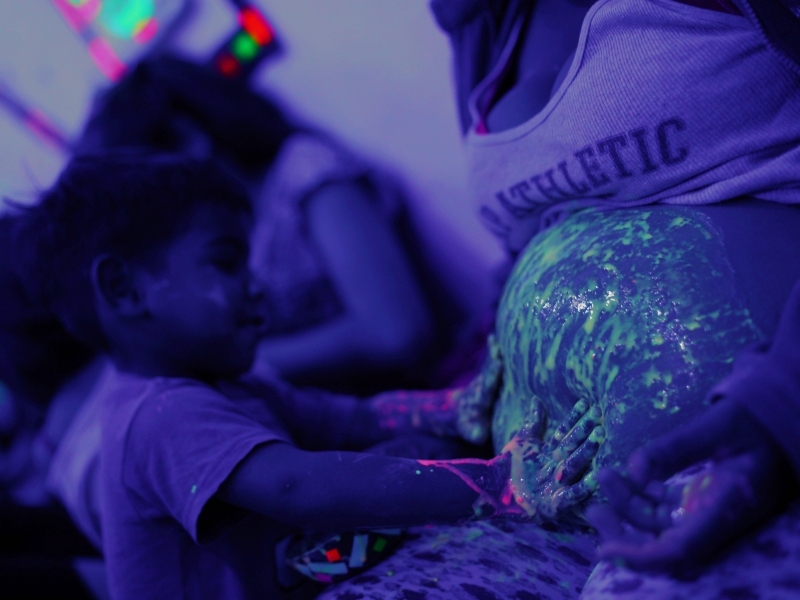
[88,38,127,81]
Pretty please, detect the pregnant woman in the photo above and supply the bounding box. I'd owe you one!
[322,0,800,597]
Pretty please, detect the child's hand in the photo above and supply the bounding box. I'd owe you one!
[586,400,794,573]
[505,398,605,520]
[452,334,503,445]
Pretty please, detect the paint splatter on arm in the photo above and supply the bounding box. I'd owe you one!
[420,398,605,522]
[368,334,503,443]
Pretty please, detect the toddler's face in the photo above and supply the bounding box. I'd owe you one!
[141,204,264,380]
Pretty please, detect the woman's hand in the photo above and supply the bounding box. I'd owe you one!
[505,398,605,520]
[586,400,796,573]
[451,334,503,445]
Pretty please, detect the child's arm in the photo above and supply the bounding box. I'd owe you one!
[275,335,503,451]
[217,399,604,531]
[361,333,503,443]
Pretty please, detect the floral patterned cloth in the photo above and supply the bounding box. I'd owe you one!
[319,518,598,600]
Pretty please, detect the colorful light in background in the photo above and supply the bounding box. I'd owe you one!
[0,82,72,153]
[98,0,159,43]
[51,0,168,81]
[213,4,278,79]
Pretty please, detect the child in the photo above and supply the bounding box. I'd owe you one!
[15,151,603,599]
[76,55,454,395]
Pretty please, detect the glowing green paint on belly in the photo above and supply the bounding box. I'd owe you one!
[491,207,761,482]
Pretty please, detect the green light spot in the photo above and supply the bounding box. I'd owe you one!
[99,0,154,39]
[373,537,387,552]
[190,484,197,494]
[415,470,421,475]
[232,31,259,62]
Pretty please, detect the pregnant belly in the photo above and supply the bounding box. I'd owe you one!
[491,206,762,468]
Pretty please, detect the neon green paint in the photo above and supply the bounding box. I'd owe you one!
[99,0,154,39]
[487,206,761,511]
[545,330,563,370]
[642,365,661,387]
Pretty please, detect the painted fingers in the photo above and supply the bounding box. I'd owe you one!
[507,399,605,520]
[455,334,503,445]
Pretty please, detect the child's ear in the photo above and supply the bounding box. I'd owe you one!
[91,254,146,318]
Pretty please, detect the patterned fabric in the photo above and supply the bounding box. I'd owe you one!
[316,463,800,599]
[318,519,598,600]
[285,529,403,585]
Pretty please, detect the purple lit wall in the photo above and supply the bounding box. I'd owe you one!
[0,1,503,319]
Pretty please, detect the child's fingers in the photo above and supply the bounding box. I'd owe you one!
[456,337,505,444]
[553,426,605,485]
[519,396,546,441]
[554,469,599,508]
[551,404,603,459]
[543,399,592,453]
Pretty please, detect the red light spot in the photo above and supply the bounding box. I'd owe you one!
[217,54,240,77]
[239,8,273,45]
[325,548,341,562]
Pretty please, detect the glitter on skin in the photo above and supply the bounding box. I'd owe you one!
[489,206,760,503]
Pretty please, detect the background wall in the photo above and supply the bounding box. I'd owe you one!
[0,0,505,319]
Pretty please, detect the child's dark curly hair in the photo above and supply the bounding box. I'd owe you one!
[13,151,252,350]
[76,55,295,173]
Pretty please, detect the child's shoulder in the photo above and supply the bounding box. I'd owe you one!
[100,369,231,439]
[103,368,222,408]
[102,371,288,448]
